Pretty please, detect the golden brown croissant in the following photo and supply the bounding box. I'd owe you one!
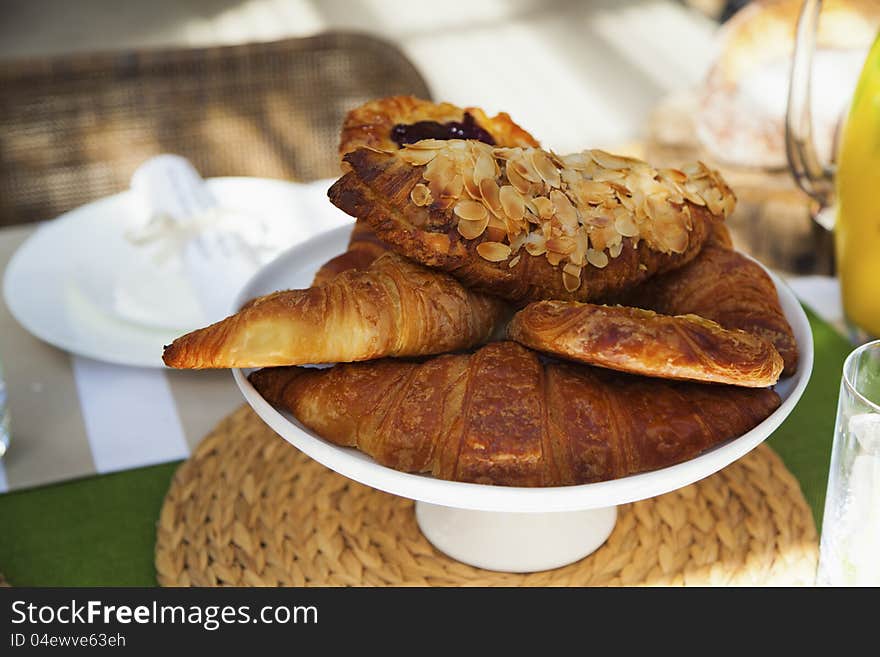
[328,142,736,304]
[709,219,734,249]
[162,253,508,369]
[249,341,781,486]
[623,243,798,376]
[316,97,543,286]
[508,301,783,387]
[311,219,390,286]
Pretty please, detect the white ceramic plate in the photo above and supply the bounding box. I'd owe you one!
[234,225,814,514]
[3,177,350,368]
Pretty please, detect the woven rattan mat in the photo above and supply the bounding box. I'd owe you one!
[155,405,818,587]
[0,33,430,226]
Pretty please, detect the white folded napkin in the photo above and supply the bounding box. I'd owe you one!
[116,155,263,328]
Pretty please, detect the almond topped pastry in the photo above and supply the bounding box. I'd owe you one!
[314,96,541,284]
[163,253,507,369]
[328,140,736,304]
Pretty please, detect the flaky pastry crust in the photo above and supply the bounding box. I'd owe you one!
[623,243,798,376]
[249,342,781,486]
[311,219,389,286]
[163,253,507,369]
[508,301,783,387]
[329,143,733,303]
[323,96,542,281]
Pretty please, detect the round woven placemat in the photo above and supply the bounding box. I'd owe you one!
[156,405,818,586]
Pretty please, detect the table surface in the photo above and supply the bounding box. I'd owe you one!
[0,0,858,586]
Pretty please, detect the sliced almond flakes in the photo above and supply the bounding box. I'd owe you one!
[476,241,511,262]
[402,140,735,275]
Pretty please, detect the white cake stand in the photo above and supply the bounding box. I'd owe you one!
[233,225,814,573]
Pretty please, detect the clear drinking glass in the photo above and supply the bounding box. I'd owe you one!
[817,340,880,585]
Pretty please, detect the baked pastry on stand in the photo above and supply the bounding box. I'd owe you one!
[622,242,799,375]
[329,142,735,303]
[206,178,810,573]
[249,341,782,486]
[316,96,542,284]
[163,253,507,369]
[166,95,811,572]
[508,301,783,387]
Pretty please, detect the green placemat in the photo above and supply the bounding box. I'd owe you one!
[766,306,850,529]
[0,463,178,586]
[0,307,854,586]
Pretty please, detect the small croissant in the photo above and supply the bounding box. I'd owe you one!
[338,95,540,162]
[311,220,389,286]
[163,253,508,369]
[249,341,781,486]
[314,95,542,286]
[508,301,783,387]
[623,243,798,375]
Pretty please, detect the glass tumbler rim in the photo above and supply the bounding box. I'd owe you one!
[842,338,880,413]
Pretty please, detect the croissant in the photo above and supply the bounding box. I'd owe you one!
[508,301,783,387]
[338,95,539,163]
[328,141,736,304]
[249,341,781,486]
[311,219,390,286]
[623,243,798,376]
[709,219,734,249]
[162,253,508,369]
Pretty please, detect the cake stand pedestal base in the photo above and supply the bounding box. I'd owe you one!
[414,501,618,573]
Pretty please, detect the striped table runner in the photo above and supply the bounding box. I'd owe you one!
[0,218,340,493]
